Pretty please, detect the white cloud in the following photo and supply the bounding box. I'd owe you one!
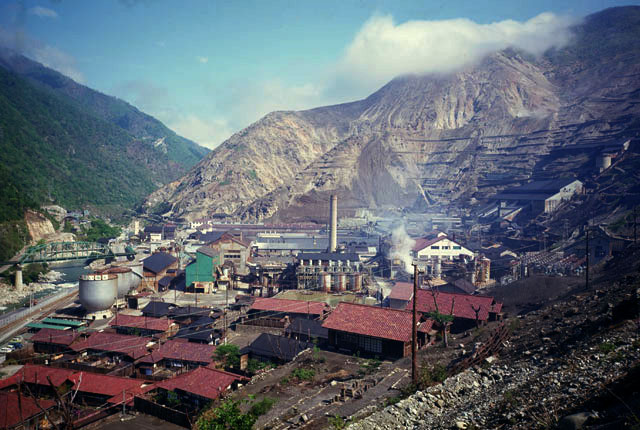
[167,114,233,149]
[335,12,575,92]
[196,56,208,64]
[0,27,85,83]
[28,6,58,18]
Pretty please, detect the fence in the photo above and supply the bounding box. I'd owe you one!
[134,396,191,428]
[0,288,77,330]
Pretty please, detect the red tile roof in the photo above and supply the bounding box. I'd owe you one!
[109,314,175,332]
[70,332,153,360]
[137,339,215,364]
[30,328,80,346]
[67,372,150,398]
[322,302,417,343]
[156,366,246,400]
[249,297,329,316]
[12,364,76,387]
[408,290,501,321]
[0,391,55,429]
[388,282,414,301]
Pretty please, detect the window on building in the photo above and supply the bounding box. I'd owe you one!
[358,335,382,353]
[442,246,450,250]
[453,245,461,250]
[431,246,440,249]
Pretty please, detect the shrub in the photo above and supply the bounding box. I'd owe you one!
[249,397,276,417]
[599,342,616,354]
[290,367,315,381]
[196,400,255,430]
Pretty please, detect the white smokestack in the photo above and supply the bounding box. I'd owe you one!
[389,225,416,272]
[330,195,338,252]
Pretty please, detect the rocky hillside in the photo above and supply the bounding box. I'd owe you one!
[347,248,640,429]
[144,6,640,222]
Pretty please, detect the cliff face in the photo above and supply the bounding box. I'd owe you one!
[144,7,640,222]
[24,210,55,243]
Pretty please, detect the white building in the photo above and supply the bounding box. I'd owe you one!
[412,232,474,261]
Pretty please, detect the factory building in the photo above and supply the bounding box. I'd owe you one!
[204,233,250,275]
[142,252,178,291]
[185,246,220,292]
[412,232,474,262]
[494,178,583,216]
[296,253,363,291]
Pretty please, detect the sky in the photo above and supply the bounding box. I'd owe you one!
[0,0,637,149]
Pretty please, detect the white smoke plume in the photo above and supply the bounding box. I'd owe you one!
[389,225,416,272]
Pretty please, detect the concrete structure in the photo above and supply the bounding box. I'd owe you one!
[296,252,362,290]
[14,264,22,289]
[329,194,338,252]
[79,273,118,316]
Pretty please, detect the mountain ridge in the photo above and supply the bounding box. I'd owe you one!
[143,6,640,222]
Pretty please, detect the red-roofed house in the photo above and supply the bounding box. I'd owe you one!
[30,328,81,354]
[412,233,474,261]
[408,289,503,331]
[0,391,56,430]
[67,372,152,406]
[71,332,154,362]
[135,339,216,377]
[109,314,178,339]
[0,364,76,397]
[388,282,414,309]
[154,366,247,409]
[322,303,433,359]
[246,298,329,326]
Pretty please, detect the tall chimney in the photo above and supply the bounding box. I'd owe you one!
[329,195,338,252]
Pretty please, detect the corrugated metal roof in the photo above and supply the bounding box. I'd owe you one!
[143,252,177,274]
[241,333,313,361]
[249,297,329,315]
[156,366,246,400]
[408,290,501,321]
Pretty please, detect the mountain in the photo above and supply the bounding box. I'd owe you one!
[0,49,210,220]
[145,7,640,222]
[0,48,209,170]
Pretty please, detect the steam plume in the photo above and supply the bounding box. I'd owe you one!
[389,225,416,272]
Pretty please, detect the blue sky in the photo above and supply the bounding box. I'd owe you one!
[0,0,637,148]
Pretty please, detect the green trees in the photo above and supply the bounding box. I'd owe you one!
[214,344,240,370]
[195,397,277,430]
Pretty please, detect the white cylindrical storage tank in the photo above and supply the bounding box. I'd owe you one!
[105,267,134,298]
[79,273,118,313]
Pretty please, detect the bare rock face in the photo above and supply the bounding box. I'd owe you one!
[24,210,55,243]
[144,7,640,222]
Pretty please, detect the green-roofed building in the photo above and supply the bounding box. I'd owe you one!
[26,322,71,332]
[185,246,219,293]
[41,317,86,328]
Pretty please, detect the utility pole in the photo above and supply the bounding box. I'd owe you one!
[412,263,419,385]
